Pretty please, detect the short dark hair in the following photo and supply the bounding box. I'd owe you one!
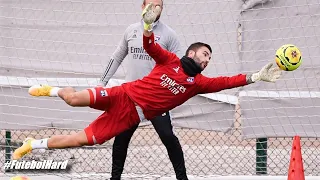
[143,0,164,6]
[185,42,212,56]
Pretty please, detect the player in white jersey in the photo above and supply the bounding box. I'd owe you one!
[99,0,188,179]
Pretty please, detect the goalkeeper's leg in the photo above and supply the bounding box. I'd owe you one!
[13,112,114,160]
[14,86,142,160]
[13,110,140,160]
[12,130,89,160]
[28,84,91,107]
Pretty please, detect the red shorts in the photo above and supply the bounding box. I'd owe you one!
[84,86,140,145]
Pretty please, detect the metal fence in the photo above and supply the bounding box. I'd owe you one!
[1,115,320,178]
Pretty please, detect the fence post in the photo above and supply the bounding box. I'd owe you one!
[5,130,12,172]
[256,138,267,174]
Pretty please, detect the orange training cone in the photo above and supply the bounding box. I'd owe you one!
[287,136,305,180]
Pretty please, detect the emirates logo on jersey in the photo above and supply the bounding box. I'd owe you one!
[160,74,186,95]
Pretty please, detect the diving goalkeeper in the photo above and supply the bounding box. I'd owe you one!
[13,3,282,160]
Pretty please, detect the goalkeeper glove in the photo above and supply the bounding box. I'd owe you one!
[142,2,161,31]
[247,62,282,84]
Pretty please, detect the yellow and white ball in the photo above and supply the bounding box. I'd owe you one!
[275,44,302,71]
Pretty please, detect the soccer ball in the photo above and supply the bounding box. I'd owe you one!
[275,44,302,71]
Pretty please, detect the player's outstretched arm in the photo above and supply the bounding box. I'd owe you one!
[199,62,282,93]
[142,2,160,37]
[99,45,128,87]
[28,85,90,107]
[99,26,130,86]
[141,3,174,64]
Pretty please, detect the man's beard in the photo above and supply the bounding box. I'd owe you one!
[192,55,203,70]
[155,14,161,22]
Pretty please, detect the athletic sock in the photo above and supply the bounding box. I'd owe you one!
[50,87,61,97]
[31,138,48,149]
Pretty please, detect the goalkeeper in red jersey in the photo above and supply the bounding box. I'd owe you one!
[13,3,282,160]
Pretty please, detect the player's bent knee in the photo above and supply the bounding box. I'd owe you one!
[65,93,81,107]
[63,93,75,106]
[69,131,91,147]
[74,137,88,146]
[84,126,100,145]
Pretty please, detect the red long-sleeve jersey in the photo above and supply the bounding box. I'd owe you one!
[122,33,248,120]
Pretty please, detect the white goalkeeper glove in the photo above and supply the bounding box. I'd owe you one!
[142,2,161,31]
[247,62,282,84]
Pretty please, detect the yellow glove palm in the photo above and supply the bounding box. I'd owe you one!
[142,2,161,31]
[250,62,282,83]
